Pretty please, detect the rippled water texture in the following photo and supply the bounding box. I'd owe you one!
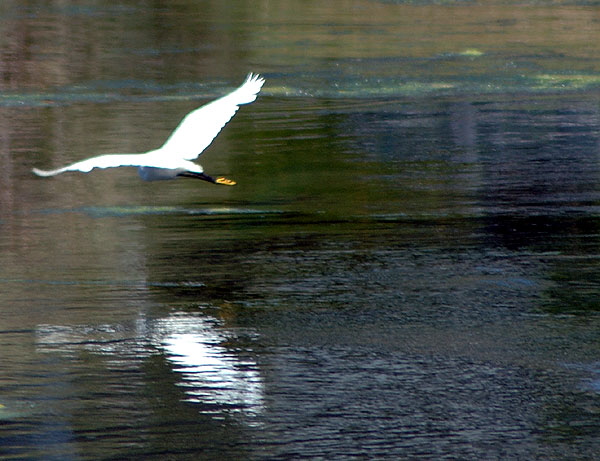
[1,1,600,459]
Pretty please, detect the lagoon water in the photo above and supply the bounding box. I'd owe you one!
[1,1,600,459]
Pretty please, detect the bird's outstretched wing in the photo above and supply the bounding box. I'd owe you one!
[159,72,265,160]
[32,153,147,177]
[32,73,264,178]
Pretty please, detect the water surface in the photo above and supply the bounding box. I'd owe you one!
[1,1,600,459]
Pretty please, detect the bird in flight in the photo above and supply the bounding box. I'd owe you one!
[33,73,265,186]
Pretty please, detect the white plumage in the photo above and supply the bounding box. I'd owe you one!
[33,73,265,185]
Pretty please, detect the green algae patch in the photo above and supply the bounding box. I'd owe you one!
[534,74,600,90]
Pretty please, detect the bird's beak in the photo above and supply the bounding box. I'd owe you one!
[177,171,236,185]
[215,177,236,186]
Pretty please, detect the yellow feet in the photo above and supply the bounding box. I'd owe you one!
[215,177,236,186]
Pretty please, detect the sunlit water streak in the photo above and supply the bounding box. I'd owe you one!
[35,312,265,421]
[3,68,600,109]
[29,205,287,218]
[0,277,206,288]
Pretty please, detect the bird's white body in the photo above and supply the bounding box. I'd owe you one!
[33,73,265,185]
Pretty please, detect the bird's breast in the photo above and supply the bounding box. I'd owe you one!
[137,166,182,181]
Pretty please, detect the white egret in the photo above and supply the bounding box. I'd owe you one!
[32,73,265,186]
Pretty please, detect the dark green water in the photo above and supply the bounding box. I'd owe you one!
[1,1,600,459]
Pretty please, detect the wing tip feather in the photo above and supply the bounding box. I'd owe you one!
[32,167,59,177]
[243,72,265,90]
[245,71,265,83]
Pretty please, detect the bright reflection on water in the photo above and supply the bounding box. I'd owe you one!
[156,314,264,415]
[35,312,264,420]
[1,0,600,460]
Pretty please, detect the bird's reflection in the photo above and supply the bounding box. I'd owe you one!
[153,313,264,415]
[35,312,264,420]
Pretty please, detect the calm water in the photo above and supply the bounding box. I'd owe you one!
[1,1,600,459]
